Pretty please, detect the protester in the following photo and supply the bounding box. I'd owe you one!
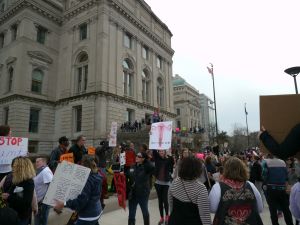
[2,157,36,225]
[290,177,300,225]
[209,157,263,225]
[204,156,216,189]
[54,155,103,225]
[138,143,148,153]
[263,154,294,225]
[173,148,192,179]
[168,156,211,225]
[259,124,300,160]
[49,136,70,171]
[69,135,87,164]
[0,125,12,181]
[33,157,53,225]
[249,155,264,199]
[153,150,174,225]
[127,152,154,225]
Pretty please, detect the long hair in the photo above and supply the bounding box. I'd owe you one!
[12,157,36,184]
[223,157,249,182]
[81,155,98,173]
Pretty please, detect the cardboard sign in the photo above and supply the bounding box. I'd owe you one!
[88,147,96,155]
[260,94,300,152]
[0,136,28,167]
[43,161,91,206]
[149,121,173,150]
[59,153,74,163]
[109,122,118,147]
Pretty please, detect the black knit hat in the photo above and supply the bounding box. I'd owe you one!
[58,136,69,144]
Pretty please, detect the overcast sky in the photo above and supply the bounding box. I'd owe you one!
[147,0,300,134]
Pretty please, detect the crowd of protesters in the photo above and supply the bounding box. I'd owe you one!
[1,122,300,225]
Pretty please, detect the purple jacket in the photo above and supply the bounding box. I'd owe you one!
[290,181,300,220]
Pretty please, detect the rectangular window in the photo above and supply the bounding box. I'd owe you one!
[84,65,88,91]
[28,141,38,153]
[4,107,9,125]
[11,24,17,41]
[142,46,149,59]
[74,106,82,132]
[126,109,134,122]
[79,23,87,40]
[176,108,180,116]
[77,67,82,93]
[29,108,40,133]
[124,33,132,49]
[177,120,181,129]
[37,26,47,44]
[157,56,162,69]
[0,33,4,48]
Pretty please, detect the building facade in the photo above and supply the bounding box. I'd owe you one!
[199,93,215,145]
[172,74,202,131]
[0,0,175,153]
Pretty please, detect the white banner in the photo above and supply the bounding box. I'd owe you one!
[43,161,91,206]
[149,121,173,150]
[109,122,118,147]
[120,152,126,166]
[0,136,28,165]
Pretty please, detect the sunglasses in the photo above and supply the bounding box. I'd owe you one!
[136,154,143,158]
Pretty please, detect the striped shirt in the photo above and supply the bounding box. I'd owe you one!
[168,177,211,225]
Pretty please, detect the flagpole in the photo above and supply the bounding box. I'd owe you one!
[208,64,218,142]
[244,103,249,147]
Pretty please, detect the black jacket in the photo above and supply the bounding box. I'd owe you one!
[250,161,263,183]
[260,123,300,160]
[153,150,174,182]
[69,144,87,164]
[7,179,34,220]
[129,160,154,197]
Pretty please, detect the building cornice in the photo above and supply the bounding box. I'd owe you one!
[109,1,174,56]
[0,0,63,26]
[0,92,176,117]
[63,0,98,22]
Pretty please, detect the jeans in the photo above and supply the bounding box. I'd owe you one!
[128,194,149,220]
[34,203,50,225]
[75,219,99,225]
[266,188,293,225]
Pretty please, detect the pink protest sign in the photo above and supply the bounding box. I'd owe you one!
[149,121,173,150]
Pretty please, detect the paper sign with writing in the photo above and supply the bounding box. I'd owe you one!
[87,147,96,155]
[109,122,118,147]
[0,136,28,165]
[149,121,173,150]
[120,152,126,166]
[59,153,74,163]
[43,161,91,206]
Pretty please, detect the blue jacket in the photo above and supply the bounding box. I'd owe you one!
[264,158,288,189]
[66,172,102,218]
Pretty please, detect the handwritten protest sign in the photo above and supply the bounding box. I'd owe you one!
[0,136,28,166]
[109,122,118,147]
[43,161,91,206]
[59,153,74,163]
[120,152,126,166]
[149,121,173,150]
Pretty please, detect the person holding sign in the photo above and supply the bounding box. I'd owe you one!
[2,157,36,225]
[49,136,70,171]
[54,155,103,225]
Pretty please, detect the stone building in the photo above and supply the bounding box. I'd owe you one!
[172,74,201,131]
[0,0,175,153]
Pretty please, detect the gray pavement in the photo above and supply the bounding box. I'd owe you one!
[48,195,292,225]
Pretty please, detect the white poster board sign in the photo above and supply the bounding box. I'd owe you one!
[109,122,118,147]
[43,161,91,206]
[0,137,28,172]
[120,152,126,166]
[149,121,173,150]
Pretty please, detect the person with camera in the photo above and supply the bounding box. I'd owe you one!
[127,152,154,225]
[69,135,88,164]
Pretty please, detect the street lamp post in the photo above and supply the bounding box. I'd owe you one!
[207,64,218,142]
[284,66,300,94]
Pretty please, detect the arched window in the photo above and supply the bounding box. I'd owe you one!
[8,67,13,92]
[122,59,134,97]
[31,69,43,94]
[76,52,88,93]
[142,69,150,103]
[157,77,164,107]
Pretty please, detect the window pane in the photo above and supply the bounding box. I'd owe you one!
[80,24,87,40]
[84,65,88,91]
[0,33,4,48]
[11,25,17,41]
[37,27,46,44]
[78,67,82,93]
[157,57,161,68]
[75,106,82,132]
[123,60,129,69]
[31,70,43,94]
[8,68,13,92]
[4,107,9,125]
[124,33,131,48]
[142,46,148,59]
[29,109,40,133]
